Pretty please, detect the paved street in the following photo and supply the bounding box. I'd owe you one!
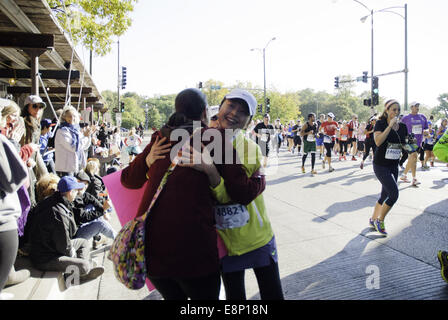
[18,135,448,300]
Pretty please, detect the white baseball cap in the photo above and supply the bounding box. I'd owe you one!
[24,95,46,109]
[327,112,335,118]
[409,101,420,108]
[224,89,257,116]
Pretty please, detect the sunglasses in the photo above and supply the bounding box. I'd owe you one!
[31,104,44,109]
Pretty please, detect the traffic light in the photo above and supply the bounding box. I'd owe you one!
[372,76,379,106]
[258,104,263,113]
[120,101,125,113]
[121,66,127,89]
[266,98,271,113]
[363,98,372,106]
[362,71,368,83]
[334,77,339,89]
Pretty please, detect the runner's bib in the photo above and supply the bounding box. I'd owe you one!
[412,124,423,135]
[385,143,402,160]
[341,135,348,141]
[261,133,269,142]
[214,204,250,230]
[323,135,332,144]
[307,134,315,142]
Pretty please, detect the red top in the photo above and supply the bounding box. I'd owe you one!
[121,129,266,278]
[348,120,359,138]
[321,121,339,137]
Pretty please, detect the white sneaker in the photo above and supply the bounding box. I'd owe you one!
[0,292,14,300]
[6,269,30,286]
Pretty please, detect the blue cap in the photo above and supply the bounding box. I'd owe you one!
[40,118,55,128]
[58,176,86,193]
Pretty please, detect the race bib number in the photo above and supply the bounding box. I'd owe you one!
[261,133,269,142]
[412,124,423,135]
[307,134,315,142]
[323,136,332,144]
[426,138,434,145]
[214,204,250,230]
[341,135,348,141]
[385,143,402,160]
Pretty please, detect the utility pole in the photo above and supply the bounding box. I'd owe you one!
[263,47,266,109]
[117,39,120,118]
[404,3,408,111]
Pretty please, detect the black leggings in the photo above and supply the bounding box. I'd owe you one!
[0,229,18,292]
[324,142,335,158]
[363,140,377,161]
[399,150,408,166]
[339,141,348,155]
[373,163,399,207]
[302,153,316,169]
[221,260,284,300]
[148,272,221,300]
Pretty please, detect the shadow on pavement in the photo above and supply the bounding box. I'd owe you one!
[248,199,448,300]
[312,194,378,223]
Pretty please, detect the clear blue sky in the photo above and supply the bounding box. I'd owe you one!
[81,0,448,108]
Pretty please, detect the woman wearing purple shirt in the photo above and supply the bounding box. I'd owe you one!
[399,102,428,186]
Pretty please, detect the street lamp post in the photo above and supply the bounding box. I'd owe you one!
[356,1,409,111]
[251,37,276,110]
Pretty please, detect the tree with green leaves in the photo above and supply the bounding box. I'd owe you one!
[431,93,448,120]
[46,0,138,56]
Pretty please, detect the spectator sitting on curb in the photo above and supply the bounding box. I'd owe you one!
[28,175,104,286]
[85,158,107,201]
[18,173,60,257]
[73,171,117,249]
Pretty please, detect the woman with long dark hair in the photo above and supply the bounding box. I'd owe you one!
[369,99,408,235]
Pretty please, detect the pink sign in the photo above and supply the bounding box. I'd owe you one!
[102,169,155,292]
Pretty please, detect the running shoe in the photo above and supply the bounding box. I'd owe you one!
[369,218,375,229]
[302,167,305,174]
[329,166,335,172]
[431,161,435,167]
[352,156,357,161]
[437,251,448,283]
[411,179,421,187]
[343,156,347,161]
[360,161,364,170]
[374,219,387,235]
[339,156,342,161]
[400,175,410,183]
[311,170,317,175]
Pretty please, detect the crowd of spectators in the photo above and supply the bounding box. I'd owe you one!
[0,95,127,299]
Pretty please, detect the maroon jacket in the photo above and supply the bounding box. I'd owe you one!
[121,129,266,278]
